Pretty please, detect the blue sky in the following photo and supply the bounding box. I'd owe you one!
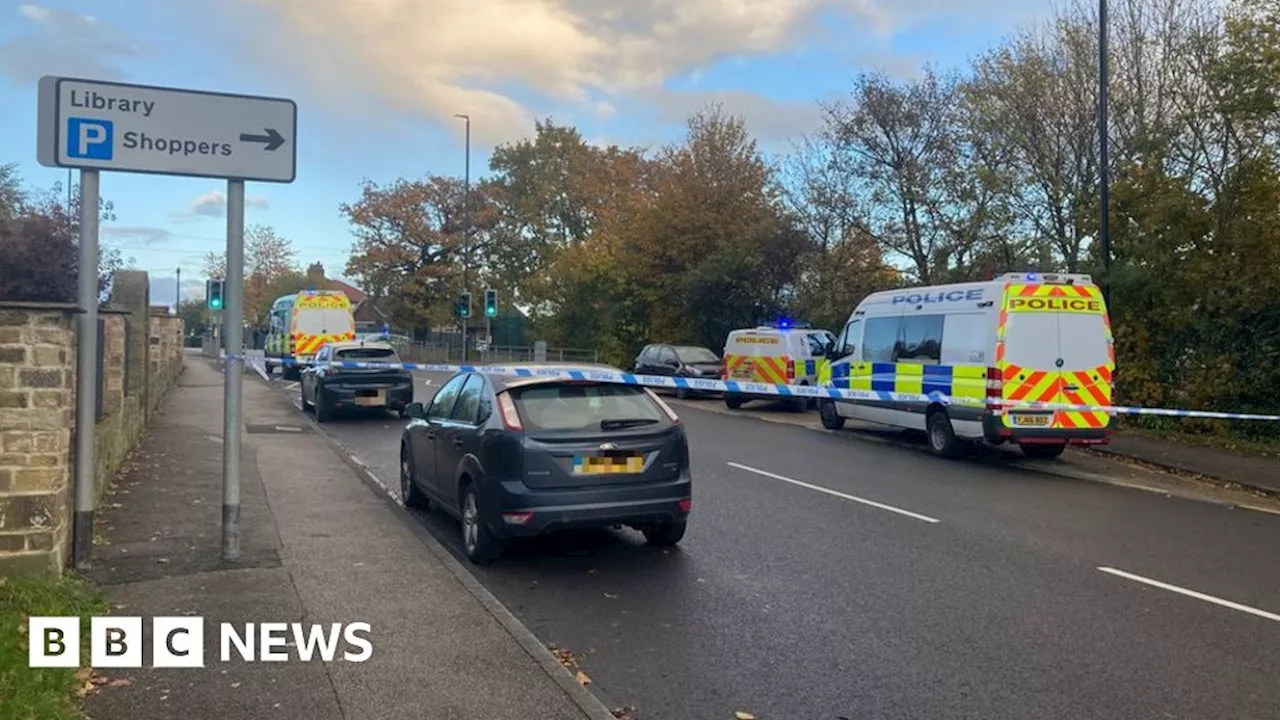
[0,0,1053,306]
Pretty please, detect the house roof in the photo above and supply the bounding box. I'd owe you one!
[326,279,368,304]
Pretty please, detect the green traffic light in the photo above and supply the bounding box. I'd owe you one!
[210,299,222,310]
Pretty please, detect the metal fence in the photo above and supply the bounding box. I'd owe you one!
[393,341,598,366]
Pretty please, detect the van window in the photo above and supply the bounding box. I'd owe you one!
[863,317,901,363]
[896,315,943,363]
[940,313,990,365]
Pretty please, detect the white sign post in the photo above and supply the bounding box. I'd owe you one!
[38,76,297,565]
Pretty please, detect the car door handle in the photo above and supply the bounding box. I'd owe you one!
[453,438,464,448]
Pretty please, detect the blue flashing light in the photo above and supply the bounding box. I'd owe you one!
[1025,272,1041,282]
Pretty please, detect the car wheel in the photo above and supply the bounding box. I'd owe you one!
[675,387,690,400]
[315,383,331,423]
[926,409,968,459]
[400,444,429,509]
[460,483,502,564]
[1021,443,1066,459]
[642,520,687,546]
[819,400,845,430]
[725,395,744,410]
[300,382,311,411]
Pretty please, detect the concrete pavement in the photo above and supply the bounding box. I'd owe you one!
[299,376,1280,720]
[82,357,615,720]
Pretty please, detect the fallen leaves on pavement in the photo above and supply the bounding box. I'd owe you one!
[575,670,592,685]
[612,707,639,719]
[735,713,756,720]
[74,668,133,697]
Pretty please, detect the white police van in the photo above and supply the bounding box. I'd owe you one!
[818,273,1115,458]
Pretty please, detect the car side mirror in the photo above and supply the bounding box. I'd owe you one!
[400,402,425,419]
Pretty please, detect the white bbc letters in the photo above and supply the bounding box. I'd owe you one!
[91,616,143,668]
[152,617,205,668]
[28,617,80,667]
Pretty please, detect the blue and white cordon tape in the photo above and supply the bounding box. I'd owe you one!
[222,354,1280,422]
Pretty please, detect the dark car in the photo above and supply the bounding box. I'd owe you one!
[633,344,722,399]
[301,341,414,422]
[398,369,692,564]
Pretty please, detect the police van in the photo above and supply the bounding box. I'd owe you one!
[722,322,835,411]
[817,273,1115,459]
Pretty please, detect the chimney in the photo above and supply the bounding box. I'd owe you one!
[305,262,326,290]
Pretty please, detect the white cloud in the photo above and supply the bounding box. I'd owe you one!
[179,190,270,220]
[238,0,1054,148]
[0,4,142,85]
[242,0,887,145]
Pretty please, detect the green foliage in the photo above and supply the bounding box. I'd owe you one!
[0,574,108,720]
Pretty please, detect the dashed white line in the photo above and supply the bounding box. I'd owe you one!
[725,462,941,524]
[1098,566,1280,624]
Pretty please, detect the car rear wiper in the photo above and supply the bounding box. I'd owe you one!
[600,418,660,430]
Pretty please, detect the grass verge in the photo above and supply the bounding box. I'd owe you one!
[0,573,108,720]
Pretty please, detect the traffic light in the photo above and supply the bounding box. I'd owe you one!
[484,288,498,318]
[457,291,471,319]
[206,279,224,310]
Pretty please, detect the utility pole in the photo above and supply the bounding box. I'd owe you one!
[1098,0,1112,310]
[455,113,471,363]
[174,266,181,315]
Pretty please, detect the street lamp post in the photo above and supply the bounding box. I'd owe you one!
[175,266,181,316]
[455,113,471,363]
[1098,0,1112,310]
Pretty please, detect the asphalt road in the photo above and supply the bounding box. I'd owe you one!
[271,373,1280,720]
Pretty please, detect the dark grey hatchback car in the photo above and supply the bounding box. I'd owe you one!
[398,369,693,564]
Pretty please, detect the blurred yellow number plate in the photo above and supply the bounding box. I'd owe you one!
[354,390,386,407]
[1012,414,1051,427]
[573,455,644,475]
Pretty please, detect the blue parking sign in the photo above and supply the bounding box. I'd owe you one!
[66,118,113,160]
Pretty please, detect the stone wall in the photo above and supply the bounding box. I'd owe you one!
[0,281,185,575]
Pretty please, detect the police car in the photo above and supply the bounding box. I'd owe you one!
[817,273,1115,459]
[721,321,835,411]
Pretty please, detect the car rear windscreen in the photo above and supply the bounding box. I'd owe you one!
[335,347,399,362]
[511,383,665,432]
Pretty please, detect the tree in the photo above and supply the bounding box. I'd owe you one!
[201,224,300,324]
[341,176,504,331]
[824,68,967,283]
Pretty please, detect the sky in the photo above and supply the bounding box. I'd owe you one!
[0,0,1057,307]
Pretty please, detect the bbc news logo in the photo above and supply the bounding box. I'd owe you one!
[29,617,373,668]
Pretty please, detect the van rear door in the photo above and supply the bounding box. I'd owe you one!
[999,284,1113,431]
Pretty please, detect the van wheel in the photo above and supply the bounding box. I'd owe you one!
[927,410,968,459]
[819,400,845,430]
[1021,443,1066,459]
[725,395,744,410]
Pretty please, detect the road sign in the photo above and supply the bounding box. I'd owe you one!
[37,76,297,183]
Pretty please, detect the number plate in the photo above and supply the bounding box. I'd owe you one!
[354,389,386,407]
[731,360,755,380]
[573,454,644,475]
[1012,413,1051,427]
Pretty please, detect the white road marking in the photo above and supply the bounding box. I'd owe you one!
[725,462,941,524]
[1239,504,1280,517]
[1098,566,1280,624]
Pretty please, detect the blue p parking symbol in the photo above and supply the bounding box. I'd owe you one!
[66,118,113,160]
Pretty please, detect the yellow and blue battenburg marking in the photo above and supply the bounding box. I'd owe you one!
[826,362,987,403]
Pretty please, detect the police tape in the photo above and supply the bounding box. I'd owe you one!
[232,356,1280,421]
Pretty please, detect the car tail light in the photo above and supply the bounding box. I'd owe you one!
[497,392,522,430]
[644,388,680,424]
[678,497,692,513]
[721,358,728,380]
[501,511,535,525]
[986,366,1003,411]
[786,360,795,382]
